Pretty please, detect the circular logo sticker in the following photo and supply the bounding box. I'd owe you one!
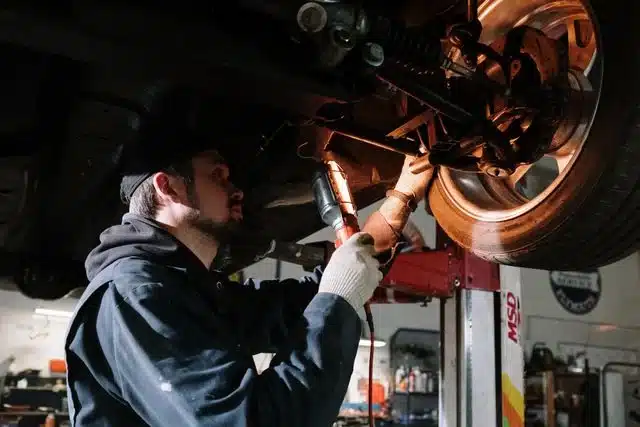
[550,270,601,315]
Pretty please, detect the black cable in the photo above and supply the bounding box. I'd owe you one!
[364,303,375,427]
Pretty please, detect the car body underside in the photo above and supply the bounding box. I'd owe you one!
[2,0,637,299]
[2,1,438,298]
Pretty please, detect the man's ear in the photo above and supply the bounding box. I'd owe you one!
[152,172,188,205]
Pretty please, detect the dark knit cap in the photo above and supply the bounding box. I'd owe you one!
[118,83,257,204]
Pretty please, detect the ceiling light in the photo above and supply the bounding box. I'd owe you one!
[32,314,70,323]
[34,308,73,318]
[359,338,387,348]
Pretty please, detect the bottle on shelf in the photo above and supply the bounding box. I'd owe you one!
[421,371,429,393]
[414,367,425,393]
[427,371,435,393]
[395,365,407,393]
[408,367,416,393]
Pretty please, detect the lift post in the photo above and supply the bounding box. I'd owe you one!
[376,230,525,427]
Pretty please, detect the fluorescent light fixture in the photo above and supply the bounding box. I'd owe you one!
[32,314,70,323]
[34,308,73,318]
[359,339,387,348]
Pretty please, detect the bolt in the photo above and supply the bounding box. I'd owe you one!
[510,60,522,79]
[333,28,354,47]
[297,2,327,33]
[453,278,461,287]
[362,42,384,67]
[463,53,477,68]
[481,163,511,178]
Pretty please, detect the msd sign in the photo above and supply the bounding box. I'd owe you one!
[506,291,521,344]
[501,267,525,427]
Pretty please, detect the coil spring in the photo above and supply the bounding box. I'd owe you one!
[371,17,442,72]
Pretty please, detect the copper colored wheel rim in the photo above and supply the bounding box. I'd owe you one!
[440,0,601,223]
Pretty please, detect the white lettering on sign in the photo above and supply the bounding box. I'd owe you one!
[506,291,521,344]
[554,289,598,314]
[549,271,600,292]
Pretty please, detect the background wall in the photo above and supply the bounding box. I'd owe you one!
[0,291,75,374]
[522,253,640,364]
[0,201,639,373]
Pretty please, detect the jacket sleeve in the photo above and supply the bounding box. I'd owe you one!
[109,278,360,427]
[229,266,323,353]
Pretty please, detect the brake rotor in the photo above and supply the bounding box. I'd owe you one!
[483,26,562,112]
[479,26,567,165]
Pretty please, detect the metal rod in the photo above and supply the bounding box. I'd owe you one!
[319,122,421,156]
[274,259,282,281]
[386,110,432,139]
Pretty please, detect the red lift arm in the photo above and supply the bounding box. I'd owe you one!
[373,232,500,303]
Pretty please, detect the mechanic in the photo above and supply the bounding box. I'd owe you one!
[64,87,434,427]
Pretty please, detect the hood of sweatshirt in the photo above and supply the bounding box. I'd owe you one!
[84,213,206,282]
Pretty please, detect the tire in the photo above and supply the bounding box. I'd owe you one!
[429,0,640,270]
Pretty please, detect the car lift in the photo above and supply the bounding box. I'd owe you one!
[265,158,525,427]
[373,227,525,427]
[267,224,524,427]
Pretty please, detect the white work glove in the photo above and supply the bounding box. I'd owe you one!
[318,232,384,311]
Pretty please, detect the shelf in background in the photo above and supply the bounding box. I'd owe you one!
[0,412,69,417]
[393,392,438,398]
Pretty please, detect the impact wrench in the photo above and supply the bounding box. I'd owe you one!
[312,160,376,427]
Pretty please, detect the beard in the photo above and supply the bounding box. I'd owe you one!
[182,182,243,246]
[184,194,243,246]
[188,214,241,245]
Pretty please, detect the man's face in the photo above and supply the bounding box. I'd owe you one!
[182,150,244,242]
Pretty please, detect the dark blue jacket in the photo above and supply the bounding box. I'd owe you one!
[65,214,362,426]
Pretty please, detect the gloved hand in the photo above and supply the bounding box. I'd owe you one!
[393,155,435,203]
[318,232,384,311]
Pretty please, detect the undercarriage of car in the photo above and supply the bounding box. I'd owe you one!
[0,0,639,299]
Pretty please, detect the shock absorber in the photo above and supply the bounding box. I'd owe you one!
[368,17,443,73]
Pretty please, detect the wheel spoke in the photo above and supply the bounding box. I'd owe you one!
[576,84,598,106]
[507,163,534,188]
[566,17,596,73]
[547,151,574,173]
